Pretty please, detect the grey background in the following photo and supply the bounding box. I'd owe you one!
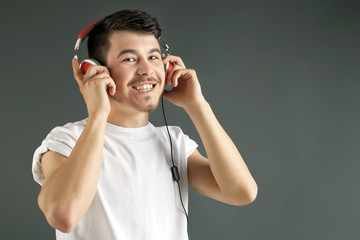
[1,0,359,239]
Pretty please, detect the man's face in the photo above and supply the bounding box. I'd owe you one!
[105,30,166,113]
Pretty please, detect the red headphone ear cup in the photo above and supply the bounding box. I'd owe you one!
[79,59,100,74]
[165,62,174,75]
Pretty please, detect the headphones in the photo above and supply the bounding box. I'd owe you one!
[73,19,173,75]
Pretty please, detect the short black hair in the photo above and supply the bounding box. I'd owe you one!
[87,9,162,66]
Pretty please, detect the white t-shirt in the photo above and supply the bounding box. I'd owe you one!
[32,119,198,240]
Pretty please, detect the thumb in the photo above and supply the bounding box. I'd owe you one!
[72,55,83,85]
[162,89,178,105]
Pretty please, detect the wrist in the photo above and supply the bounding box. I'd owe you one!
[183,96,209,114]
[87,112,108,124]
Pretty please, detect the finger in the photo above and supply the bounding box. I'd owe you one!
[163,55,185,68]
[72,56,83,85]
[171,69,195,87]
[163,55,186,68]
[84,64,111,79]
[168,65,187,87]
[92,72,111,80]
[106,78,117,96]
[166,62,185,85]
[92,74,116,96]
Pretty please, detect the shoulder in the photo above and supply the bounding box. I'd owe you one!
[154,125,197,148]
[41,119,87,149]
[51,118,87,133]
[154,125,185,139]
[46,119,87,140]
[32,119,87,185]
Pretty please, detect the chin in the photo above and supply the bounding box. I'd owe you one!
[134,98,160,113]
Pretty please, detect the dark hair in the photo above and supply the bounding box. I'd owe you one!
[87,10,162,66]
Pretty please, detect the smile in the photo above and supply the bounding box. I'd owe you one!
[133,83,156,92]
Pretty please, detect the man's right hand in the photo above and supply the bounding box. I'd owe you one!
[72,56,116,117]
[39,60,114,232]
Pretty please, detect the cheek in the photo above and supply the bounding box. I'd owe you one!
[110,68,130,84]
[156,63,166,80]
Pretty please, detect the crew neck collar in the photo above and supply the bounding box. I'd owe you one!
[105,121,153,134]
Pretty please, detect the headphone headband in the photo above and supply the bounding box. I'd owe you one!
[73,18,172,74]
[158,37,170,55]
[74,19,170,55]
[74,19,103,52]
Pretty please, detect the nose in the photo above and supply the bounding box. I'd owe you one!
[136,58,154,76]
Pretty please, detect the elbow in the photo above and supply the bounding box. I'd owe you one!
[230,182,258,206]
[38,195,77,233]
[47,211,77,233]
[243,183,258,205]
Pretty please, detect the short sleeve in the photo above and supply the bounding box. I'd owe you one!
[166,126,198,159]
[183,132,198,159]
[32,121,86,185]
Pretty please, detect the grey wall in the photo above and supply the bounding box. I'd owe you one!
[1,0,359,239]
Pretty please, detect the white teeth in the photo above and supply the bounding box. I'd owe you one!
[134,84,154,91]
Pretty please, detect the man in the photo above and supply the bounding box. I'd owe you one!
[32,9,257,239]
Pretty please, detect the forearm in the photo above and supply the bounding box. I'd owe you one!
[185,99,257,202]
[38,114,107,231]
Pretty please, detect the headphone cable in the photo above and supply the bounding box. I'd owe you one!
[161,95,189,224]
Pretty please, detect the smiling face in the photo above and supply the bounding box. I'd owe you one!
[105,30,166,114]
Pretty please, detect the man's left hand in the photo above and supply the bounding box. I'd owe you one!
[162,55,205,109]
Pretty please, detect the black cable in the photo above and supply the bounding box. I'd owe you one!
[161,96,189,224]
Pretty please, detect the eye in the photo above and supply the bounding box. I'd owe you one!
[149,56,159,60]
[122,58,136,62]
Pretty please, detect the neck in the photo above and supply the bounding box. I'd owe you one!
[107,107,149,128]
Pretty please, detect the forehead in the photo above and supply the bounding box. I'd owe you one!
[108,30,160,52]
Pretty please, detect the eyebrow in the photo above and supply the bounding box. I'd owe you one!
[116,48,161,59]
[149,48,161,54]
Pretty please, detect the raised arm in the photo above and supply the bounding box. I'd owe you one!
[37,57,116,233]
[163,55,257,206]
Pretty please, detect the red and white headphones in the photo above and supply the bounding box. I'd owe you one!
[73,19,102,74]
[73,19,173,75]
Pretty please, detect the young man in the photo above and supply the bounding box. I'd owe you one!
[32,10,257,239]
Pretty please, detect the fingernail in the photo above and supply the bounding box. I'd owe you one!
[74,55,78,59]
